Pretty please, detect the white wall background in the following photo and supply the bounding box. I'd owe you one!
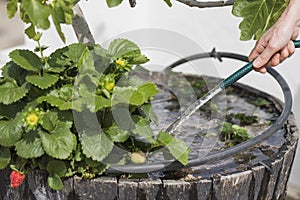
[1,0,299,186]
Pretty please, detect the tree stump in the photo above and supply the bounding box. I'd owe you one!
[0,81,298,200]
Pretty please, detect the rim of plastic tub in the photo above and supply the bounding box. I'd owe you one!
[105,51,292,174]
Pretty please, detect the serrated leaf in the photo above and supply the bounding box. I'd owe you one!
[48,174,64,190]
[105,124,129,143]
[24,24,37,40]
[0,80,29,105]
[137,82,158,100]
[0,146,11,169]
[39,95,72,110]
[21,0,51,29]
[80,130,114,162]
[26,73,59,89]
[130,54,150,65]
[232,0,288,40]
[9,49,42,72]
[41,111,58,132]
[94,45,111,58]
[157,132,190,165]
[15,131,44,159]
[38,85,83,111]
[40,121,74,159]
[46,160,67,177]
[46,47,72,73]
[108,38,140,58]
[51,0,75,42]
[93,163,109,176]
[78,47,94,73]
[6,0,18,18]
[0,118,23,147]
[112,87,145,106]
[140,104,158,125]
[78,84,111,112]
[134,117,155,143]
[1,61,27,85]
[106,0,123,8]
[0,102,25,120]
[63,43,88,64]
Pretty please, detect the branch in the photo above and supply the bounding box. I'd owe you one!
[176,0,235,8]
[72,4,95,45]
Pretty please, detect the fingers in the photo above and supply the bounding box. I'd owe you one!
[251,40,295,73]
[249,39,268,62]
[270,41,295,66]
[252,42,279,68]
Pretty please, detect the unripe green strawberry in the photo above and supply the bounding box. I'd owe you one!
[10,171,25,188]
[131,151,146,164]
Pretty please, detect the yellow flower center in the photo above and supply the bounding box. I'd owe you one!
[105,82,115,91]
[116,58,126,67]
[26,114,38,126]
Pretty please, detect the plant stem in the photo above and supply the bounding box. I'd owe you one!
[37,40,44,61]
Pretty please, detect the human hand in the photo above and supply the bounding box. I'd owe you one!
[248,1,300,73]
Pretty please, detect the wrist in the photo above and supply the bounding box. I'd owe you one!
[284,0,300,26]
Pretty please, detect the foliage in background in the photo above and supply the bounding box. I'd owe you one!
[0,38,190,190]
[5,0,289,42]
[232,0,289,40]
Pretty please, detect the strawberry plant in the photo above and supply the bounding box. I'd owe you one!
[0,38,190,190]
[1,0,288,191]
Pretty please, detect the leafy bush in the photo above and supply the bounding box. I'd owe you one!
[0,38,190,190]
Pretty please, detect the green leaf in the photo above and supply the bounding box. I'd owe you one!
[77,47,94,72]
[46,160,67,177]
[78,84,111,112]
[163,0,172,7]
[108,38,140,58]
[63,43,88,64]
[105,124,129,143]
[7,0,18,18]
[0,118,23,147]
[94,45,111,58]
[80,130,114,162]
[38,85,82,111]
[0,80,29,105]
[0,102,26,119]
[134,117,155,143]
[9,49,42,72]
[15,131,44,159]
[48,174,64,190]
[106,0,123,8]
[232,0,288,40]
[140,104,158,125]
[2,61,28,85]
[26,73,59,89]
[112,86,145,106]
[0,146,11,169]
[157,132,190,165]
[41,111,58,132]
[137,82,158,100]
[21,0,51,30]
[251,97,270,107]
[130,54,150,65]
[51,0,75,42]
[24,24,37,40]
[40,121,74,159]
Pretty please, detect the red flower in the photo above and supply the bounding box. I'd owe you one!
[10,171,25,188]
